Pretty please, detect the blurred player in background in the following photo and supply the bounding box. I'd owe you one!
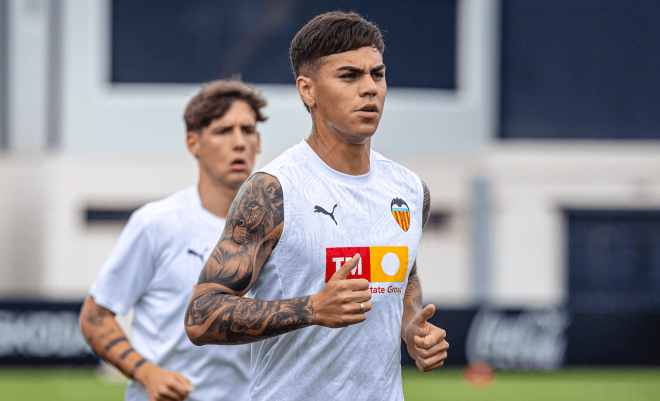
[79,78,267,401]
[184,12,448,400]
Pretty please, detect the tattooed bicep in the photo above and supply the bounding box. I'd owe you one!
[197,173,284,293]
[422,180,431,228]
[225,173,283,240]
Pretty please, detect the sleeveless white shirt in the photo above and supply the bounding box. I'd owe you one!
[247,140,423,401]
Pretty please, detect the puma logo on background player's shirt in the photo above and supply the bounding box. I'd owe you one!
[187,249,205,262]
[314,204,338,225]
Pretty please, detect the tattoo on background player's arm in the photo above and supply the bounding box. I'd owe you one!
[86,306,113,327]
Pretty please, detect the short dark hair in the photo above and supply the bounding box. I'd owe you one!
[184,78,267,133]
[290,11,385,80]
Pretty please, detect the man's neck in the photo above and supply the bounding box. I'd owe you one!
[305,122,371,176]
[197,175,239,220]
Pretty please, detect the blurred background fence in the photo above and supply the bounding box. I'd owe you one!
[0,0,659,369]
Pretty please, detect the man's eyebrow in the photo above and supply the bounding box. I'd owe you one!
[211,125,232,131]
[337,66,364,73]
[336,64,386,73]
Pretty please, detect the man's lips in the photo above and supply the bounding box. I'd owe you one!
[357,110,378,118]
[231,159,247,170]
[356,103,379,118]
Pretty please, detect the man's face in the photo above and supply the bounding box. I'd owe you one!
[311,46,386,143]
[187,99,261,189]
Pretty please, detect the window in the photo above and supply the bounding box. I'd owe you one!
[112,0,457,89]
[500,0,660,139]
[567,210,660,312]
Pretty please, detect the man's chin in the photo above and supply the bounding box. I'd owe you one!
[224,170,251,188]
[343,127,377,145]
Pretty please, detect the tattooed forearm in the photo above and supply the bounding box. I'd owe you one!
[119,348,135,360]
[402,261,423,339]
[104,337,128,351]
[186,173,308,345]
[186,287,314,345]
[129,358,147,379]
[422,180,431,228]
[404,262,422,316]
[79,295,149,380]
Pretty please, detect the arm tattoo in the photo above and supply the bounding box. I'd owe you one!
[185,173,315,345]
[86,306,113,327]
[187,292,314,345]
[404,262,423,317]
[104,337,128,351]
[196,173,284,293]
[129,358,147,379]
[119,348,135,360]
[421,180,431,228]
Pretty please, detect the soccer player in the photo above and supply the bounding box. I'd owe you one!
[79,78,266,401]
[184,11,449,400]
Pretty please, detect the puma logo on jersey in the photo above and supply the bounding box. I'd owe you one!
[314,204,338,225]
[187,249,205,262]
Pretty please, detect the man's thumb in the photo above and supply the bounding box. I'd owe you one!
[412,304,435,327]
[329,254,360,281]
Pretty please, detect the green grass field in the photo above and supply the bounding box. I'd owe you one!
[0,367,659,400]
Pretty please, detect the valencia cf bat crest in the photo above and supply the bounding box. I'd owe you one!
[391,198,410,232]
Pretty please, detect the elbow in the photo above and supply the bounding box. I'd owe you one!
[185,326,204,346]
[78,316,89,342]
[185,324,212,346]
[78,302,91,341]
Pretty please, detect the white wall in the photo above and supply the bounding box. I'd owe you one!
[60,0,497,155]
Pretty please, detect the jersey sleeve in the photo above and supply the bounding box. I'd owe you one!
[89,210,156,316]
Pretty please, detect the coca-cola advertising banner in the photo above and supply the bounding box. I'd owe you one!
[400,307,660,368]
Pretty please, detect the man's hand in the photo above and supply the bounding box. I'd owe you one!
[402,304,449,372]
[133,362,195,401]
[310,254,373,328]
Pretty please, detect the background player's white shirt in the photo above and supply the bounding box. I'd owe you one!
[248,140,424,401]
[90,186,250,401]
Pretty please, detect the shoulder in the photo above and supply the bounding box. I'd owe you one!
[258,141,310,177]
[131,186,196,227]
[372,150,423,187]
[372,150,430,223]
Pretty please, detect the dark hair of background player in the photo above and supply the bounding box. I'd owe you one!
[290,11,385,112]
[184,78,268,133]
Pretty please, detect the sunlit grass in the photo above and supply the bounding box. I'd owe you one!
[402,366,660,401]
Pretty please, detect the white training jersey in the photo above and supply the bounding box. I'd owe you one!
[90,186,250,401]
[247,140,424,401]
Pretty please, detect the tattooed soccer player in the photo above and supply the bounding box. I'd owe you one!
[185,11,449,401]
[80,78,267,401]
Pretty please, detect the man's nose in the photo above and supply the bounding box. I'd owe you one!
[232,127,246,149]
[359,75,378,97]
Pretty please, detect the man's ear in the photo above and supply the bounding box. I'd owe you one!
[296,75,316,110]
[186,130,201,158]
